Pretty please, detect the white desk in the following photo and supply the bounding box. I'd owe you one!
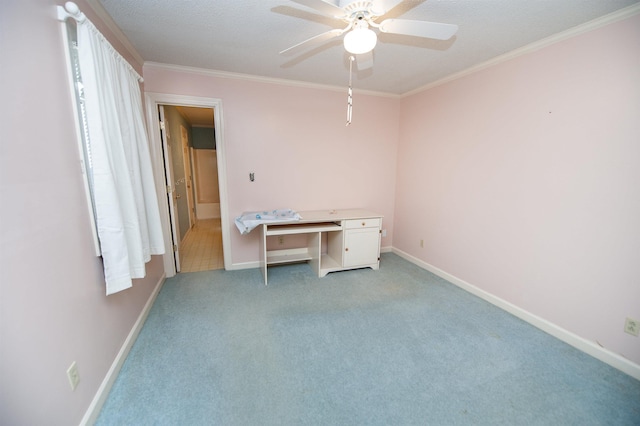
[259,209,383,285]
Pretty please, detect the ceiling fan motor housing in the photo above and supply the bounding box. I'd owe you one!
[342,1,379,21]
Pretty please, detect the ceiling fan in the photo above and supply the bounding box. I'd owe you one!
[280,0,459,69]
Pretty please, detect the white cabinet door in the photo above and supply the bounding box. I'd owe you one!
[344,228,380,267]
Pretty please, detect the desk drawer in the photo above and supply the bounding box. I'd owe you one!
[344,218,381,229]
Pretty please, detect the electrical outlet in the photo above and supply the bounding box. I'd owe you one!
[382,229,387,237]
[624,317,639,336]
[278,236,284,245]
[420,239,424,248]
[67,361,80,391]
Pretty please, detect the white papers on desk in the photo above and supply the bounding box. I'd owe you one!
[234,209,301,234]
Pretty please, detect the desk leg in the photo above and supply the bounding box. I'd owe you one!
[260,224,268,285]
[309,231,321,277]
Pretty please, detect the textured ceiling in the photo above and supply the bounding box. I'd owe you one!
[98,0,639,95]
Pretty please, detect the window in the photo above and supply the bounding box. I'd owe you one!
[63,18,101,255]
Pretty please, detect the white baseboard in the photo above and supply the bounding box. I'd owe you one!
[392,248,640,381]
[227,260,260,271]
[230,246,392,271]
[80,273,167,425]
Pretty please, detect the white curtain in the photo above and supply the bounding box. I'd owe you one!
[77,18,164,295]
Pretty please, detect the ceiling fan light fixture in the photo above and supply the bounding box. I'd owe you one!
[343,25,377,54]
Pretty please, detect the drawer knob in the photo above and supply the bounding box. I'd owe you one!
[361,222,366,226]
[345,247,349,252]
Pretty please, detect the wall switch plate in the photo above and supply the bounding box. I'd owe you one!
[67,361,80,391]
[624,317,639,336]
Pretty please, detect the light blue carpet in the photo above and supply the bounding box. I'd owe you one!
[96,253,640,425]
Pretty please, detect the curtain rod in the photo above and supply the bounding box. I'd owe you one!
[57,2,86,23]
[56,1,144,82]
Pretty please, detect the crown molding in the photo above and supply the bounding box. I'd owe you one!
[143,62,400,99]
[402,3,640,98]
[85,0,145,67]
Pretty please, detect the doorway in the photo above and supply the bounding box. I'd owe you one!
[160,104,223,272]
[145,93,230,277]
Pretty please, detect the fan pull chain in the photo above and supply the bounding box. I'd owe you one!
[346,55,354,126]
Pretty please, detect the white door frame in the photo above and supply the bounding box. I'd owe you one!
[145,93,230,277]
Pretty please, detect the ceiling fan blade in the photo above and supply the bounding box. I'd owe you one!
[279,29,344,56]
[290,0,346,18]
[356,51,374,70]
[370,0,404,16]
[379,19,458,40]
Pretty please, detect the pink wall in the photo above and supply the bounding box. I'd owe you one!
[143,67,400,264]
[394,14,640,365]
[0,1,164,424]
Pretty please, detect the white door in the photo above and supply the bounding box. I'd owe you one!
[159,105,181,272]
[180,125,196,227]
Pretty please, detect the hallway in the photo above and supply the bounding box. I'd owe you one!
[179,219,224,272]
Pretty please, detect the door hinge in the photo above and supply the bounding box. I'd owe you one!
[173,244,178,252]
[166,185,173,194]
[159,121,166,131]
